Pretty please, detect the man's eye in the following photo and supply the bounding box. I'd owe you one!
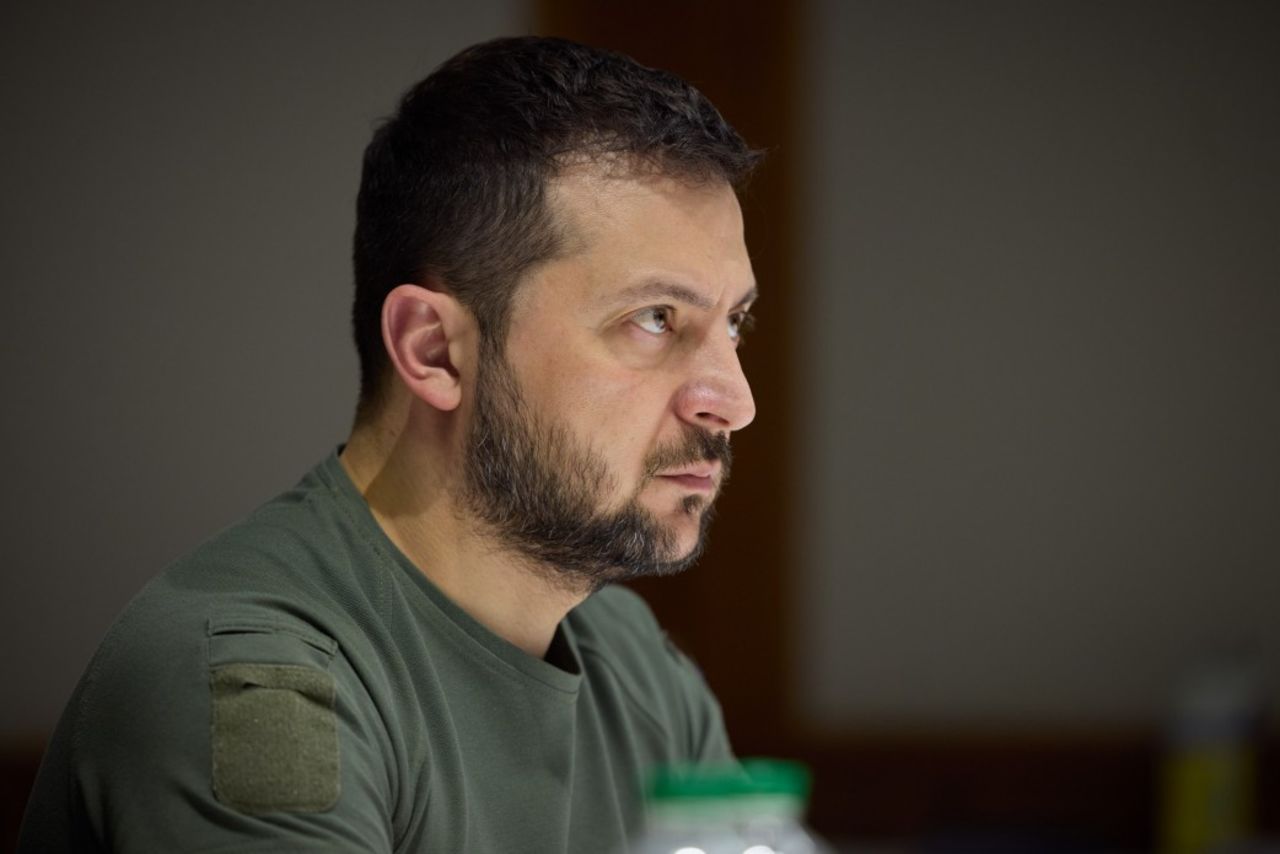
[633,306,672,335]
[728,310,756,344]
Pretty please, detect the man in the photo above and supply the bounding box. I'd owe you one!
[20,35,760,852]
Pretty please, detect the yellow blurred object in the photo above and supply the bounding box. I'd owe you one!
[1160,648,1263,854]
[1160,744,1255,854]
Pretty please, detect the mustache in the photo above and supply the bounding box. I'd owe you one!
[643,426,732,482]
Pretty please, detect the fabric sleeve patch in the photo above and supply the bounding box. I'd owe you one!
[210,663,340,813]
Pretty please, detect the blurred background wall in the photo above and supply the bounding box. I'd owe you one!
[791,3,1280,846]
[3,1,1278,850]
[798,0,1280,734]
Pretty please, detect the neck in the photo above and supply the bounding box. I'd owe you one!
[340,404,587,659]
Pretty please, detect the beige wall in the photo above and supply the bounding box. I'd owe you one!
[797,1,1280,728]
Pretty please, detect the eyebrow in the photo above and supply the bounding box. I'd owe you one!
[601,279,759,312]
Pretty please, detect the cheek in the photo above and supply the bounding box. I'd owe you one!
[585,368,666,418]
[539,353,660,416]
[563,372,672,465]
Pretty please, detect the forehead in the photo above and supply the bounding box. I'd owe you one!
[518,166,755,312]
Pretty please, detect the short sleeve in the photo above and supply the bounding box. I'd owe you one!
[29,600,395,853]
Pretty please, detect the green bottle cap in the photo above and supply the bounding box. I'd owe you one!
[647,758,812,802]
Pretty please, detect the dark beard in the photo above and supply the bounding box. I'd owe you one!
[461,349,731,592]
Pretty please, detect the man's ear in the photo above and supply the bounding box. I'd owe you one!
[381,283,470,412]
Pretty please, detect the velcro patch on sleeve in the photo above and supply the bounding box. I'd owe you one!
[210,663,340,813]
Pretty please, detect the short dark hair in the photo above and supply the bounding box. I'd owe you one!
[351,35,761,421]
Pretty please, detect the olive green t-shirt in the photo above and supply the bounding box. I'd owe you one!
[19,451,733,852]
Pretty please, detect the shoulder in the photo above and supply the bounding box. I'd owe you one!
[140,456,389,629]
[76,453,402,760]
[25,458,404,848]
[47,542,394,848]
[86,500,362,677]
[74,553,358,769]
[78,483,383,757]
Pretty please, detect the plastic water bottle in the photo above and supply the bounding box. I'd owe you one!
[629,758,829,854]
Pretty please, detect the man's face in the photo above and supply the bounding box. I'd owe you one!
[462,169,756,590]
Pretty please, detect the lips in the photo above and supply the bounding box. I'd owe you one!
[656,463,720,492]
[661,464,718,479]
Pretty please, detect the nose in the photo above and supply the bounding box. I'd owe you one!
[674,337,756,434]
